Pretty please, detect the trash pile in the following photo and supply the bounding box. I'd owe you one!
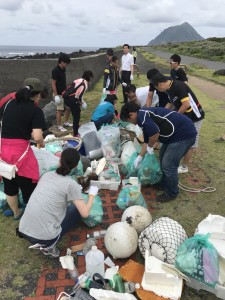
[55,213,225,300]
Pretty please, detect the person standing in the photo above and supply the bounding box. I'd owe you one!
[151,73,205,174]
[0,78,46,219]
[103,56,126,95]
[63,70,93,136]
[120,44,134,103]
[52,52,71,132]
[132,47,137,64]
[170,54,188,83]
[120,102,197,202]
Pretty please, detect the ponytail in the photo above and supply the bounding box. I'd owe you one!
[16,86,41,103]
[56,148,80,176]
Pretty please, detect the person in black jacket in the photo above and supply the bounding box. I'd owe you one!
[103,56,126,95]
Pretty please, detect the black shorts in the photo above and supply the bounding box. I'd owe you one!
[3,175,37,204]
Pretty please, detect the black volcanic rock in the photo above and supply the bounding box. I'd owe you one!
[148,22,204,46]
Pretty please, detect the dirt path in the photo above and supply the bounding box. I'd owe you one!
[137,51,225,102]
[188,75,225,101]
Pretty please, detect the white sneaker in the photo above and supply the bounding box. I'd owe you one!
[178,165,188,174]
[58,126,67,132]
[63,122,73,127]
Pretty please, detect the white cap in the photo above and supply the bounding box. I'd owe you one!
[92,246,97,251]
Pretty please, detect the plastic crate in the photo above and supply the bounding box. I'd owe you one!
[186,277,225,300]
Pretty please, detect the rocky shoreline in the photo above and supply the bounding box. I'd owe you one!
[0,48,109,60]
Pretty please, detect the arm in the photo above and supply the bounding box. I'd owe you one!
[146,91,153,107]
[148,132,160,147]
[32,129,45,147]
[73,194,94,218]
[177,98,191,114]
[139,143,147,157]
[165,102,174,110]
[52,79,58,97]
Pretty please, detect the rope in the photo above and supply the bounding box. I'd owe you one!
[178,181,216,193]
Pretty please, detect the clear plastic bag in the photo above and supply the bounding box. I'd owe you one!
[99,126,121,159]
[81,193,103,227]
[175,234,219,287]
[138,153,162,185]
[116,186,147,210]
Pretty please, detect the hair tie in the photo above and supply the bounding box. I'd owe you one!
[25,86,30,90]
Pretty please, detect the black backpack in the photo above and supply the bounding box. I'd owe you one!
[62,80,86,102]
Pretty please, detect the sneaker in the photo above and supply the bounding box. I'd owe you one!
[58,126,67,132]
[63,122,73,127]
[155,193,177,203]
[178,165,188,174]
[41,246,60,258]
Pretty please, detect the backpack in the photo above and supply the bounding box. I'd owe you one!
[62,80,86,103]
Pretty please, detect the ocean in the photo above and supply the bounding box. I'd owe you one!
[0,45,100,58]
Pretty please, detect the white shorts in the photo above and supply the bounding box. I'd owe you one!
[192,120,203,148]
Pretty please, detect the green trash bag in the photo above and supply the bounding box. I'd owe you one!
[81,193,103,227]
[116,186,147,210]
[175,234,219,287]
[138,153,162,185]
[121,152,139,178]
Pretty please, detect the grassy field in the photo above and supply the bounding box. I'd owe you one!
[1,61,225,299]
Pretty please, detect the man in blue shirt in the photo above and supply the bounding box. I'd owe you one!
[120,102,197,202]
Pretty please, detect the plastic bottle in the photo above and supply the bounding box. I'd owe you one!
[87,230,107,239]
[85,246,105,278]
[113,274,125,293]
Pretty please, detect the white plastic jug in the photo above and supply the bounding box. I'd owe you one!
[85,246,105,278]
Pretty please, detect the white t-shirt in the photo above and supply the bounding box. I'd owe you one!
[130,86,159,107]
[121,53,134,71]
[19,171,83,240]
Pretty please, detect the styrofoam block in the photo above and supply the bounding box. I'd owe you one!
[145,254,179,286]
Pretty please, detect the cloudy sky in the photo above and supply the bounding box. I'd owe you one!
[0,0,224,47]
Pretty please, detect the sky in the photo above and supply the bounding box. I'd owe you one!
[0,0,225,47]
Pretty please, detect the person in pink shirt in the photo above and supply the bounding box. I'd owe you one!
[63,70,93,136]
[0,78,46,219]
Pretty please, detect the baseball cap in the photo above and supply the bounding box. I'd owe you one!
[106,48,113,56]
[23,78,44,92]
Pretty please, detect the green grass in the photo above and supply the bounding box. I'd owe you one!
[1,62,225,299]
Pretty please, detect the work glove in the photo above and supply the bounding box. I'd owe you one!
[81,101,87,109]
[54,95,61,105]
[147,145,154,155]
[89,186,99,196]
[122,82,127,87]
[130,74,134,81]
[134,155,143,169]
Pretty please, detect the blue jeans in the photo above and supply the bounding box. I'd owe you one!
[92,112,114,130]
[18,204,81,248]
[159,137,196,197]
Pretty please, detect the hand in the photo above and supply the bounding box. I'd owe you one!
[81,101,87,109]
[54,95,61,104]
[134,155,143,169]
[122,82,127,87]
[147,145,154,155]
[89,186,99,196]
[130,75,134,81]
[103,88,106,94]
